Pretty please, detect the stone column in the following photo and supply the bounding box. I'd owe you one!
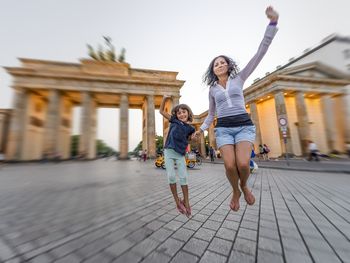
[343,85,350,146]
[147,95,156,158]
[142,101,147,152]
[119,93,129,159]
[89,100,97,159]
[5,88,28,160]
[0,111,10,153]
[200,132,206,157]
[320,94,336,153]
[79,92,97,159]
[208,123,216,149]
[295,92,311,155]
[274,91,293,154]
[172,96,180,106]
[0,114,3,152]
[43,89,61,158]
[249,102,262,147]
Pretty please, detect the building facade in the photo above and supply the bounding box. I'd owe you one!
[193,35,350,158]
[2,58,184,161]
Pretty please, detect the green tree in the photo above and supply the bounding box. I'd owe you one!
[70,135,116,157]
[133,135,164,155]
[96,139,116,156]
[155,135,164,153]
[133,141,143,153]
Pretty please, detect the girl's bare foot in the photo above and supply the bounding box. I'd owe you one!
[230,191,241,211]
[176,200,186,214]
[241,186,255,205]
[182,200,192,218]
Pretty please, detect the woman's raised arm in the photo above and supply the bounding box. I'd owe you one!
[238,6,279,82]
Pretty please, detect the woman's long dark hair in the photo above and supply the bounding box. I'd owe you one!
[203,55,239,86]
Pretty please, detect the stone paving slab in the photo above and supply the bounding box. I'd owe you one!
[0,160,350,262]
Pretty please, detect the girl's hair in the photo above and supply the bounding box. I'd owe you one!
[171,104,194,122]
[203,55,240,86]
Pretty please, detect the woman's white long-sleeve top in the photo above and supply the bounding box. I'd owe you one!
[200,25,278,132]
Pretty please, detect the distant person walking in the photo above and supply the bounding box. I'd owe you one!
[308,140,320,161]
[0,153,5,168]
[209,146,215,162]
[346,143,350,158]
[263,144,270,160]
[138,149,143,161]
[258,144,265,160]
[143,149,147,162]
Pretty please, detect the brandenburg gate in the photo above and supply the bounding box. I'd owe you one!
[4,58,184,161]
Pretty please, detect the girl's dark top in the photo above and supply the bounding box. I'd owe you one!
[164,116,195,155]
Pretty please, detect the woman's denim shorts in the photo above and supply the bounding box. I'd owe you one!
[214,125,256,149]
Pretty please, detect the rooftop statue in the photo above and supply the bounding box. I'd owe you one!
[87,36,126,63]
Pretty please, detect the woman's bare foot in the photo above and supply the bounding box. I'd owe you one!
[241,186,255,205]
[229,191,241,211]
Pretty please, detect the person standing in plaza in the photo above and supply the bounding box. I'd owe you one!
[258,144,265,160]
[263,143,270,160]
[143,149,147,162]
[209,146,215,162]
[160,95,196,217]
[138,149,143,161]
[346,142,350,158]
[308,140,320,161]
[194,6,279,211]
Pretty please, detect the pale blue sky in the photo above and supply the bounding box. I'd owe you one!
[1,0,349,151]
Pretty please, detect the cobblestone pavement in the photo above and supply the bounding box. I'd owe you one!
[205,157,350,174]
[0,160,349,263]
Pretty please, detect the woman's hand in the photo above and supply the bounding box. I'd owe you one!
[193,130,202,139]
[265,6,279,23]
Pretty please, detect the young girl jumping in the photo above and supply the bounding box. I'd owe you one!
[160,95,195,217]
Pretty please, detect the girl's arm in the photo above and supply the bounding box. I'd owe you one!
[159,95,172,121]
[238,6,279,82]
[188,126,196,142]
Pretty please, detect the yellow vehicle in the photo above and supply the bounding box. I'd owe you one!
[155,154,196,169]
[155,155,166,169]
[185,153,197,168]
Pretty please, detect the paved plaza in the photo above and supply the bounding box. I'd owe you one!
[0,160,350,263]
